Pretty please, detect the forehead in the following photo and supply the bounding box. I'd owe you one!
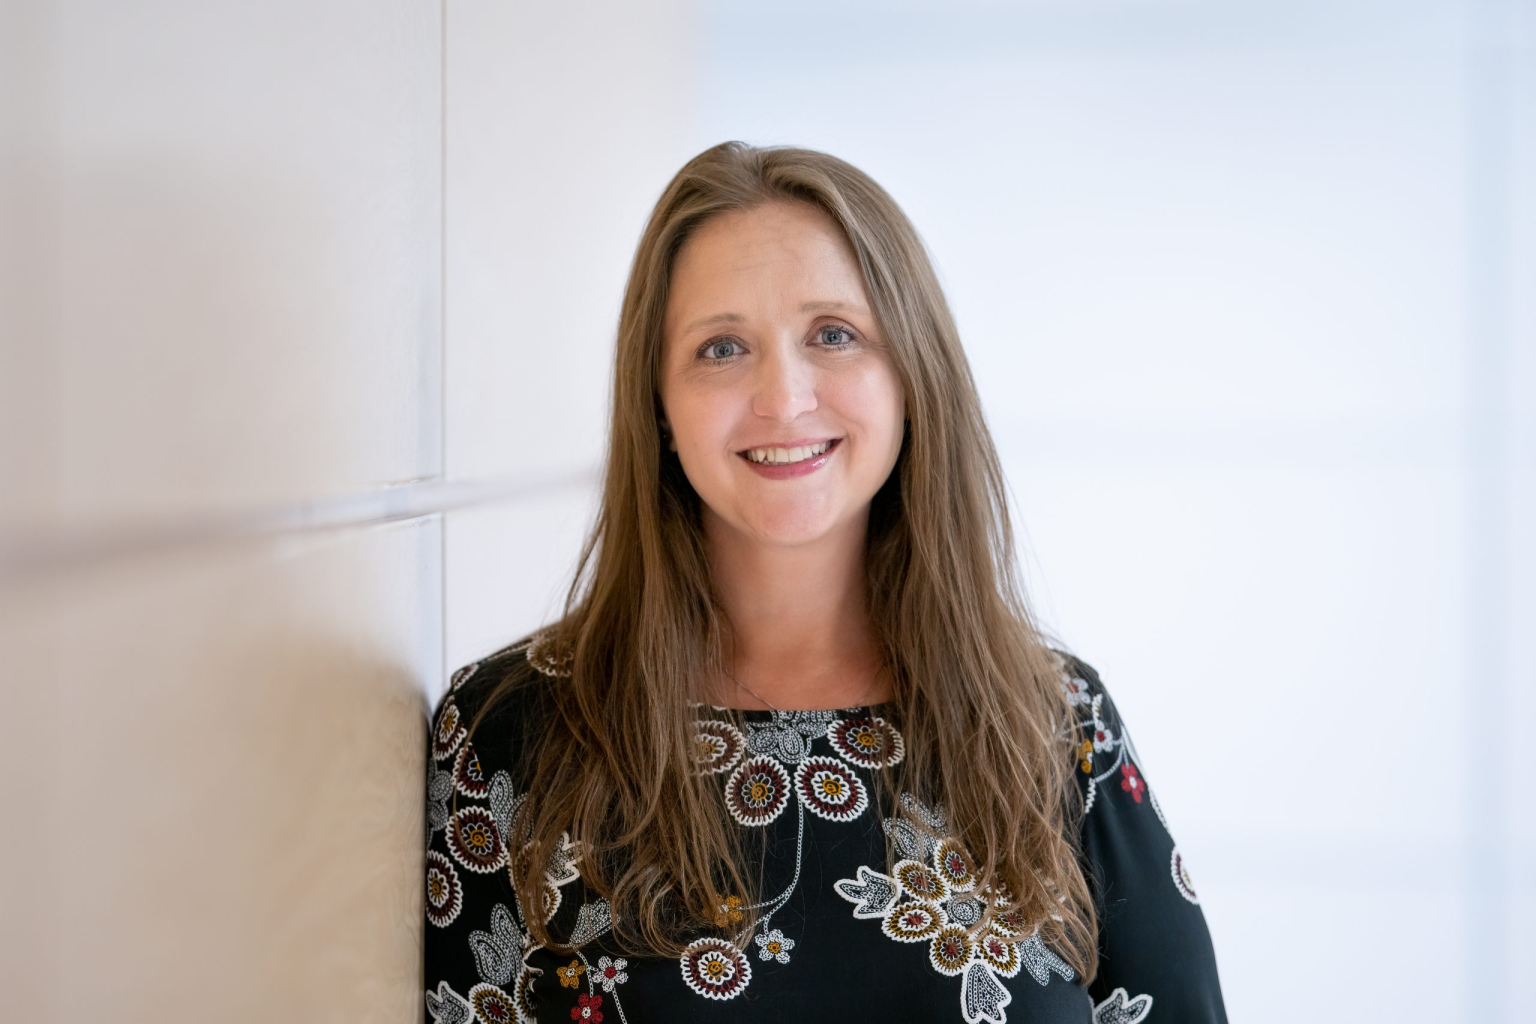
[665,202,869,330]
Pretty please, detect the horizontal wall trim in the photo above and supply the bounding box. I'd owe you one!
[0,466,601,586]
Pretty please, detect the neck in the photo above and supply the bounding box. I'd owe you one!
[704,509,887,711]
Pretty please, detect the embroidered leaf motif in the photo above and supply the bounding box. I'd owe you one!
[1017,932,1075,986]
[744,710,839,763]
[1094,987,1154,1024]
[960,960,1012,1024]
[424,981,474,1024]
[467,904,523,987]
[883,816,935,862]
[546,833,582,887]
[487,770,525,845]
[569,898,614,946]
[832,864,899,919]
[900,792,948,832]
[426,765,454,834]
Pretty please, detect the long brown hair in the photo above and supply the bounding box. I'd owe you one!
[471,141,1096,977]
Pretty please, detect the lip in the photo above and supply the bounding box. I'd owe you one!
[737,437,841,480]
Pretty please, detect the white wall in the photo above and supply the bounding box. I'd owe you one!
[687,1,1536,1022]
[442,1,698,671]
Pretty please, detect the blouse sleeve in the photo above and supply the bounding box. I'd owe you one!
[1062,656,1229,1024]
[422,656,539,1024]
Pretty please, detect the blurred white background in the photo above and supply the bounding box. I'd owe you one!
[3,1,1530,1021]
[448,2,1536,1021]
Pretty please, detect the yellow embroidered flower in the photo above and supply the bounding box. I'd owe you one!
[713,894,744,928]
[1077,738,1094,774]
[556,959,585,988]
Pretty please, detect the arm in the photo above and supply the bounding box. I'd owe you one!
[1062,656,1228,1024]
[423,665,538,1024]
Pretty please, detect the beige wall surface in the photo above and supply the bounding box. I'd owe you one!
[2,0,700,1020]
[2,1,445,1021]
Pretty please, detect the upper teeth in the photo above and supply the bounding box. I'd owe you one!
[745,441,832,464]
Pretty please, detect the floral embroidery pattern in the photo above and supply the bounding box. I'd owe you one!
[1077,738,1095,774]
[883,900,944,942]
[468,904,525,987]
[1094,987,1154,1024]
[427,763,454,835]
[570,992,604,1022]
[679,937,753,1000]
[425,980,473,1024]
[745,709,838,763]
[1119,763,1145,804]
[1171,848,1199,904]
[828,715,906,768]
[897,858,951,902]
[556,959,585,988]
[450,659,481,691]
[447,806,505,873]
[793,755,869,822]
[835,864,899,918]
[433,696,467,761]
[713,894,745,928]
[1062,673,1093,706]
[453,741,490,798]
[525,630,573,678]
[754,927,795,963]
[515,968,540,1023]
[724,755,792,826]
[934,838,978,892]
[930,925,977,976]
[836,794,1076,1024]
[693,720,746,775]
[568,899,614,947]
[594,955,628,992]
[976,932,1021,977]
[468,982,517,1024]
[426,850,464,928]
[510,832,583,926]
[1066,678,1154,821]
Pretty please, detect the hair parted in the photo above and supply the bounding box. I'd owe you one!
[466,140,1097,979]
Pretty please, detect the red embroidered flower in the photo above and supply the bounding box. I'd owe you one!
[1120,762,1145,803]
[571,992,604,1022]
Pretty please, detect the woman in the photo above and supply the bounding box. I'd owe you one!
[424,142,1226,1024]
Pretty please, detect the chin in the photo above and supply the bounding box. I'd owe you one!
[738,503,847,548]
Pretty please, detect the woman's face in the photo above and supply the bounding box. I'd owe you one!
[659,201,906,549]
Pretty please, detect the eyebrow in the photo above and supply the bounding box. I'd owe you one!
[680,301,869,334]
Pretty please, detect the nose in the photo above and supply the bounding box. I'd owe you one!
[750,342,818,423]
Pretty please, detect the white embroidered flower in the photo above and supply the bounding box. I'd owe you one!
[1091,724,1116,752]
[595,955,629,991]
[1062,675,1093,706]
[754,927,795,964]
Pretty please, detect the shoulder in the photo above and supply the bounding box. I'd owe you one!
[1042,647,1149,810]
[429,629,567,781]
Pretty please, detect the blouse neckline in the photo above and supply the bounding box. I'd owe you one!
[697,701,895,720]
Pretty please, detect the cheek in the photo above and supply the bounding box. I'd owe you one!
[667,387,739,463]
[826,363,905,453]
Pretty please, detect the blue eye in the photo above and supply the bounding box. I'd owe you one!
[702,339,740,360]
[818,325,856,347]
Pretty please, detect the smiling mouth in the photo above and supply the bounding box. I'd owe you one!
[738,439,839,465]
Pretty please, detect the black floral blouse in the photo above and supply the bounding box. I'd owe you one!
[423,635,1227,1024]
